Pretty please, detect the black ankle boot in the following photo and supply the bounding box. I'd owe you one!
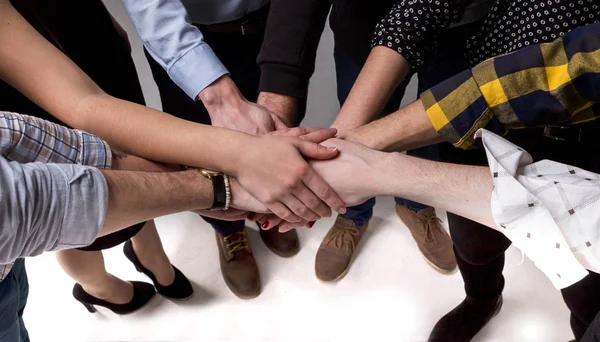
[72,281,156,315]
[123,240,193,300]
[428,295,503,341]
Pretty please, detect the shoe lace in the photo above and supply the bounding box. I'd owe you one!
[417,210,442,243]
[224,232,250,254]
[326,224,360,256]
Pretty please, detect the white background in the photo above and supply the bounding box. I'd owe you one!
[23,1,572,341]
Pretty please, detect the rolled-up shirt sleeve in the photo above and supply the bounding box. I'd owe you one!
[372,0,469,70]
[121,0,228,99]
[420,23,600,149]
[0,157,108,264]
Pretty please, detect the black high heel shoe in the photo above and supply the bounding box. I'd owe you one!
[72,281,156,315]
[123,240,193,300]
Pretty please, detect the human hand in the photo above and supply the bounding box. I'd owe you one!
[309,139,392,206]
[233,130,347,224]
[199,76,287,135]
[257,92,298,128]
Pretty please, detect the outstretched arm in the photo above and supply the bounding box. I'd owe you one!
[0,0,345,224]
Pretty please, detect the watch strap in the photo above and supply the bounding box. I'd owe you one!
[210,174,227,210]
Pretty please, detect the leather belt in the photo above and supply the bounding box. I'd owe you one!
[196,5,268,36]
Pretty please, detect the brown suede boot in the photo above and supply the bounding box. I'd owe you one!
[395,205,457,273]
[258,224,300,258]
[315,215,368,282]
[215,228,261,299]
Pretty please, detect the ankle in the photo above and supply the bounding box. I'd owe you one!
[83,279,133,304]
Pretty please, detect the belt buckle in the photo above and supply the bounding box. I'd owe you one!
[543,126,582,142]
[241,18,262,36]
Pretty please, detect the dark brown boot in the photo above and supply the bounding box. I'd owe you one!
[258,224,300,258]
[215,228,261,299]
[315,215,368,282]
[396,205,457,273]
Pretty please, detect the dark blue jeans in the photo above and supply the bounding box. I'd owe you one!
[334,46,439,226]
[0,259,30,342]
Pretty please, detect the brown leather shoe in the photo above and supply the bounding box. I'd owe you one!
[215,228,261,299]
[395,205,457,273]
[258,225,300,258]
[315,215,368,282]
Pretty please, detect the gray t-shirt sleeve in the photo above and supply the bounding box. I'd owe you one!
[0,156,108,264]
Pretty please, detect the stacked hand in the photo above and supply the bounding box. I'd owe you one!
[199,76,348,227]
[255,139,392,232]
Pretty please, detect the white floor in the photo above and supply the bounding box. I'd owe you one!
[25,199,573,342]
[23,2,574,341]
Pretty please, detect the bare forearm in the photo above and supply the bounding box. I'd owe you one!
[382,152,495,228]
[0,1,252,174]
[99,169,212,236]
[331,47,410,135]
[75,94,253,173]
[257,92,298,127]
[346,100,442,152]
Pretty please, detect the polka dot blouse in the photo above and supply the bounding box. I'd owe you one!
[373,0,600,69]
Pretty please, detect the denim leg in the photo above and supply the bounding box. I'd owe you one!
[0,259,29,342]
[202,216,245,236]
[342,198,377,226]
[334,45,408,225]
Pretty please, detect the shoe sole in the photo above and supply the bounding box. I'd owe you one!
[263,242,300,258]
[418,250,457,275]
[316,263,351,283]
[394,210,457,275]
[162,293,194,301]
[109,292,158,316]
[223,275,262,300]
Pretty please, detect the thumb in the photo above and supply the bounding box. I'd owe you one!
[299,128,337,143]
[294,140,339,160]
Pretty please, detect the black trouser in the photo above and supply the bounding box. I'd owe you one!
[441,120,600,341]
[0,0,147,249]
[144,6,306,236]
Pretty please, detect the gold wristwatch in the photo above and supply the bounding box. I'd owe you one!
[199,169,231,210]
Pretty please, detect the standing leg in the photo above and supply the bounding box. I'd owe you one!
[129,221,175,286]
[143,22,270,298]
[0,259,29,342]
[314,44,407,282]
[562,272,600,341]
[56,249,134,305]
[428,214,510,342]
[126,221,194,299]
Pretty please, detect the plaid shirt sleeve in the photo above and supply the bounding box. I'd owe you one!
[0,111,112,168]
[420,23,600,149]
[0,112,112,282]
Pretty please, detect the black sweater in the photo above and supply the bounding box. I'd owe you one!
[257,0,396,98]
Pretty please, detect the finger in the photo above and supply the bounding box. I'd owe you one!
[272,115,289,131]
[295,140,339,160]
[302,168,347,214]
[299,128,338,143]
[269,126,310,137]
[281,192,321,221]
[293,185,332,218]
[266,202,303,224]
[260,215,283,230]
[279,220,309,233]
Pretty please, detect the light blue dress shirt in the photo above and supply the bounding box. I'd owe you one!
[121,0,269,99]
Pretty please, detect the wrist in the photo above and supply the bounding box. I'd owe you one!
[198,75,245,111]
[257,92,297,127]
[185,169,214,209]
[375,152,404,197]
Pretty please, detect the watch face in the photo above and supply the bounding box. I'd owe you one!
[200,169,222,178]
